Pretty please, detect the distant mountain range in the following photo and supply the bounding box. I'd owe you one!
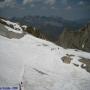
[10,16,90,41]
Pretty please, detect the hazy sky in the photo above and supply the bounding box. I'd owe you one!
[0,0,90,20]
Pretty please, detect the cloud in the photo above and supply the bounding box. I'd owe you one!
[0,0,5,2]
[65,6,72,10]
[23,0,42,5]
[61,0,68,5]
[0,0,16,8]
[44,0,56,5]
[30,4,35,7]
[23,0,32,5]
[78,1,84,5]
[23,0,56,6]
[51,6,56,9]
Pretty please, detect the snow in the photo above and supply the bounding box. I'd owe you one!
[83,64,87,67]
[4,25,23,34]
[0,30,90,89]
[1,19,23,33]
[21,25,27,30]
[0,18,90,90]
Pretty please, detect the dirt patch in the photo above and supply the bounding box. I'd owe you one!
[61,56,72,64]
[79,58,90,73]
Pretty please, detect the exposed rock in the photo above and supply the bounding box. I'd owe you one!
[61,56,72,64]
[57,23,90,52]
[0,23,25,39]
[79,58,90,73]
[81,64,86,68]
[73,63,79,67]
[25,26,48,40]
[66,54,75,57]
[42,43,48,46]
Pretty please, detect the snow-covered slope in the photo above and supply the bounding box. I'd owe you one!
[0,33,90,90]
[0,19,24,39]
[0,19,90,90]
[0,18,23,33]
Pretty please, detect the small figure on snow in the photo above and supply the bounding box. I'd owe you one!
[19,82,24,90]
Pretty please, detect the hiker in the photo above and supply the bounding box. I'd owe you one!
[19,82,24,90]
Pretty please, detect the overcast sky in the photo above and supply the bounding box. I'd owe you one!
[0,0,90,20]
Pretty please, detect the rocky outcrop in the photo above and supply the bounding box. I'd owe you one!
[79,57,90,73]
[0,23,25,39]
[61,56,72,64]
[0,17,24,39]
[25,26,48,40]
[57,23,90,52]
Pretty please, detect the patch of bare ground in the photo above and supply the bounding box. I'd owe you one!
[61,55,73,64]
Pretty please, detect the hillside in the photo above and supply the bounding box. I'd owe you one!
[0,18,90,90]
[11,16,84,41]
[57,23,90,52]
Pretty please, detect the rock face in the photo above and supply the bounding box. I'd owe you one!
[25,26,47,40]
[57,23,90,52]
[79,58,90,73]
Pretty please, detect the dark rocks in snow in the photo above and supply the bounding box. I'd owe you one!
[61,56,72,64]
[33,68,48,75]
[79,58,90,73]
[73,63,79,67]
[66,54,75,57]
[0,23,25,39]
[42,43,48,47]
[81,64,86,68]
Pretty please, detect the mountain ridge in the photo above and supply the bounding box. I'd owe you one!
[0,17,90,90]
[57,23,90,52]
[1,16,90,52]
[10,16,85,41]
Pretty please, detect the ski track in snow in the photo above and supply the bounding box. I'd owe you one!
[0,33,90,90]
